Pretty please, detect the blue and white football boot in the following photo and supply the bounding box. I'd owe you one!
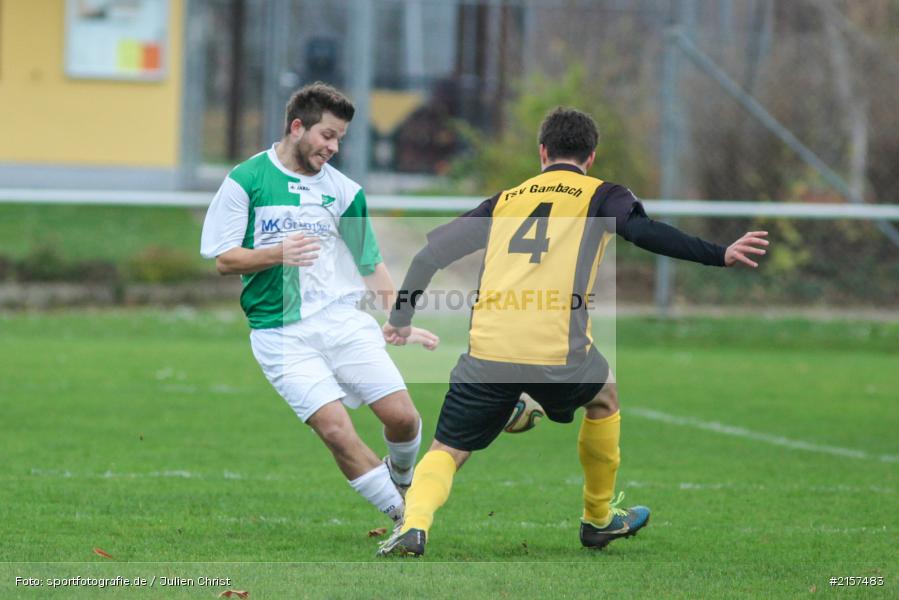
[579,492,651,549]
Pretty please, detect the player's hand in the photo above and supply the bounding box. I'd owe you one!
[725,231,769,268]
[383,323,412,346]
[406,326,439,351]
[281,234,321,267]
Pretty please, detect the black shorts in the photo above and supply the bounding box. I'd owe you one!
[434,346,609,452]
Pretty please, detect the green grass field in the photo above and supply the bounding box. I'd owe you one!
[1,309,897,598]
[0,205,206,263]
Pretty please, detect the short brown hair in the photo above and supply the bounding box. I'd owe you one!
[284,82,355,135]
[537,107,599,163]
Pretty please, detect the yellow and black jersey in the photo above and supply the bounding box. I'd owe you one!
[467,166,609,364]
[390,163,727,366]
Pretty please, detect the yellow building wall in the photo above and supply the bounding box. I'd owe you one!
[0,0,183,167]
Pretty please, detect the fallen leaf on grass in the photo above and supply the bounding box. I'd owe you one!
[219,591,249,599]
[368,527,388,537]
[92,548,113,559]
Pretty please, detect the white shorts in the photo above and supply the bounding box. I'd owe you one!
[249,302,407,422]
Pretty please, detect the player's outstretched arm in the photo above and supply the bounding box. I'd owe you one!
[386,194,496,345]
[387,246,442,333]
[723,231,769,268]
[602,185,770,268]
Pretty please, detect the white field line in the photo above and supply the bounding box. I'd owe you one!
[25,468,254,480]
[628,407,899,463]
[19,469,897,496]
[561,477,896,495]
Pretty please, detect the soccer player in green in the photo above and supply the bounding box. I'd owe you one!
[201,83,437,526]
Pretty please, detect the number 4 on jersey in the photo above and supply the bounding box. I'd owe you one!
[508,202,552,263]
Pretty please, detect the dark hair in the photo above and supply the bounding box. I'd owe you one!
[537,107,599,163]
[284,82,355,135]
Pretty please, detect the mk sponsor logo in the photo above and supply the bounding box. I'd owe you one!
[261,218,282,233]
[260,216,331,236]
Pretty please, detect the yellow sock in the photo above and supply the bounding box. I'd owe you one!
[402,450,457,534]
[578,411,621,527]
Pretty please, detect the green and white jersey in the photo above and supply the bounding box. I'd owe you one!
[201,145,382,329]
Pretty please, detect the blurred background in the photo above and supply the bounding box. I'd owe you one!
[0,0,897,314]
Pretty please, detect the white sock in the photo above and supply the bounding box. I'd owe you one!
[348,463,404,522]
[383,418,421,486]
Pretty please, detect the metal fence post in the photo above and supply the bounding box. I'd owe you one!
[262,1,291,148]
[178,0,207,190]
[656,25,683,316]
[346,0,374,187]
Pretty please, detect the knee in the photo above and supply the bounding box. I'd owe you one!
[602,384,619,412]
[585,383,619,418]
[385,408,421,439]
[315,422,356,452]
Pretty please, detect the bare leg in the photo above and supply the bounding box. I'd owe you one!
[307,400,404,521]
[369,389,420,442]
[307,400,381,479]
[369,390,422,484]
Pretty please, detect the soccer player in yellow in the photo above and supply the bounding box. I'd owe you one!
[377,107,769,556]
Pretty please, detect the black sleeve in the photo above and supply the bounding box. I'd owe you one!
[594,183,726,266]
[593,183,644,232]
[425,193,499,267]
[389,193,500,327]
[389,246,441,327]
[620,204,726,266]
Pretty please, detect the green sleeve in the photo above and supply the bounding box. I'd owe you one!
[228,162,255,195]
[339,189,382,276]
